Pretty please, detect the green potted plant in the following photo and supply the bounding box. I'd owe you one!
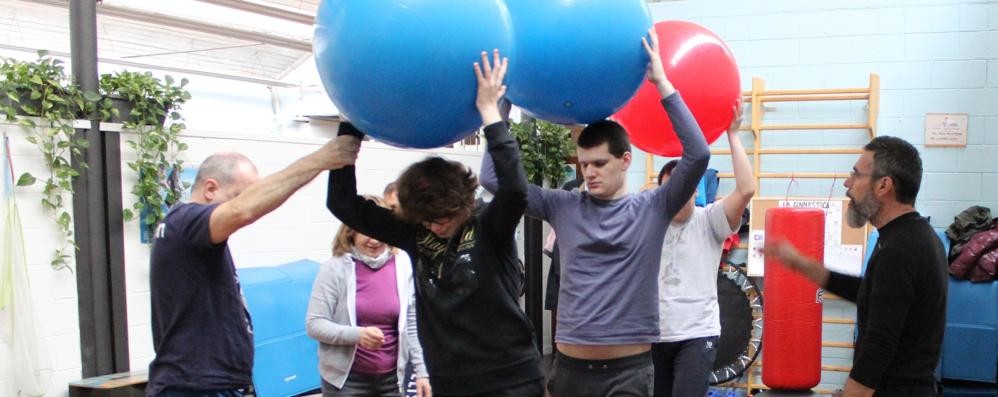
[0,50,91,270]
[510,119,575,187]
[99,71,191,239]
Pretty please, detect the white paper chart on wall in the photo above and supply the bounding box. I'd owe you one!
[748,199,865,277]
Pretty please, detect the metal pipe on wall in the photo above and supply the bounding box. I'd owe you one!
[69,0,129,377]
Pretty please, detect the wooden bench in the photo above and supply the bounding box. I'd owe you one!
[68,370,147,397]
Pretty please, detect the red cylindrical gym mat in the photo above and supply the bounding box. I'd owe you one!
[762,207,825,389]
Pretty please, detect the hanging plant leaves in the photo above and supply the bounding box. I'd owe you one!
[0,51,88,270]
[99,70,191,241]
[16,172,36,187]
[510,118,575,187]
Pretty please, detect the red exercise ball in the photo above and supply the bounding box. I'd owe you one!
[613,20,740,157]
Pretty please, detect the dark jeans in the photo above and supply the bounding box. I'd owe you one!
[152,389,244,397]
[547,351,654,397]
[436,378,543,397]
[651,336,719,397]
[321,371,400,397]
[874,383,938,397]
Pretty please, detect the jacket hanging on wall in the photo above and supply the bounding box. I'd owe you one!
[946,205,993,261]
[950,219,998,282]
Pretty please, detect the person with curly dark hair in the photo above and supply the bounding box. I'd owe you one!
[326,49,543,397]
[394,157,478,237]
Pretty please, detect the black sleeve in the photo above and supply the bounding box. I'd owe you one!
[478,121,528,241]
[825,270,861,303]
[849,249,917,388]
[326,122,417,253]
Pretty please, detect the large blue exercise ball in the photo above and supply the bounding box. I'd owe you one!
[504,0,651,125]
[314,0,514,148]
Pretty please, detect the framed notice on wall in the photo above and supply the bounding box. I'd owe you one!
[925,113,968,148]
[747,197,869,277]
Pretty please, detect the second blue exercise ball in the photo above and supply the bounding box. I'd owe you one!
[504,0,652,125]
[313,0,514,148]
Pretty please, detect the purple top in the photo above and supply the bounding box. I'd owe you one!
[352,257,400,375]
[481,93,710,345]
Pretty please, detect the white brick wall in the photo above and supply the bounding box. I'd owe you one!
[0,120,82,397]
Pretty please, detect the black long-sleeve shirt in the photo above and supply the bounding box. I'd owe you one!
[825,211,947,389]
[326,122,541,395]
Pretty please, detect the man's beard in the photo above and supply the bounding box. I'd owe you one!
[847,190,881,228]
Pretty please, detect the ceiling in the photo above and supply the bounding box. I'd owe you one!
[1,0,668,87]
[2,0,318,85]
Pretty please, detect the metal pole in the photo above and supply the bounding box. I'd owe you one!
[70,0,104,378]
[522,117,545,353]
[524,194,545,352]
[70,0,129,376]
[104,124,130,374]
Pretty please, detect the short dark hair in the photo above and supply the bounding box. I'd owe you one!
[657,160,679,185]
[396,157,477,223]
[577,120,630,158]
[864,136,922,205]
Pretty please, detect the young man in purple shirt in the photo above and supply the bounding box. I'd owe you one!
[480,29,711,397]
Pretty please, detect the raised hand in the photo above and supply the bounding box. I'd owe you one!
[728,98,744,136]
[317,135,360,170]
[641,27,675,97]
[473,49,509,126]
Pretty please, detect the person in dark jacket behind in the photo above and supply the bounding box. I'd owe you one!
[326,49,543,397]
[766,136,947,397]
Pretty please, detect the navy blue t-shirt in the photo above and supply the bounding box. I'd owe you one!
[147,202,254,396]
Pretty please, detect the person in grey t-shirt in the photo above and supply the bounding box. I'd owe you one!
[652,103,754,397]
[481,28,710,397]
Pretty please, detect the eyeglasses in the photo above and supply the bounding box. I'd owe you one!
[422,214,460,230]
[849,170,872,179]
[422,217,450,229]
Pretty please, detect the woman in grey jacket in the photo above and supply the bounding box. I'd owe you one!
[306,196,430,397]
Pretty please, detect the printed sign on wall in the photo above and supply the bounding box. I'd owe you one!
[925,113,968,148]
